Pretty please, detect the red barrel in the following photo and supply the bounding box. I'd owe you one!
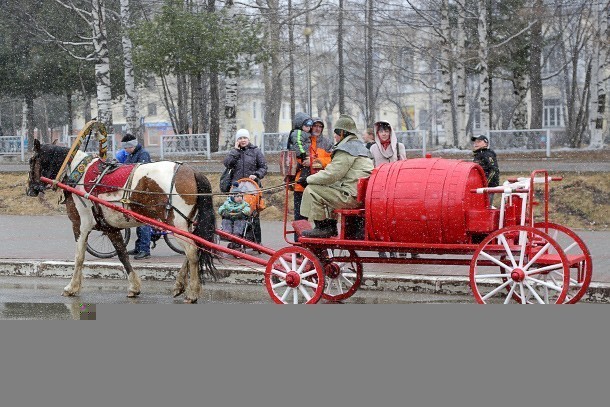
[365,158,488,244]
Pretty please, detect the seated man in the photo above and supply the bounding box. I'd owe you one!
[300,114,374,238]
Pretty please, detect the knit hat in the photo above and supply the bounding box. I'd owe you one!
[235,129,250,141]
[121,133,138,148]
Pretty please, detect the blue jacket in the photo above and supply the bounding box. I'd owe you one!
[123,145,151,164]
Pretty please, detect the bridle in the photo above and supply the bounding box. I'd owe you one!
[27,153,48,196]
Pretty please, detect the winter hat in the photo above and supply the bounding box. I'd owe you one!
[235,129,250,141]
[121,133,138,148]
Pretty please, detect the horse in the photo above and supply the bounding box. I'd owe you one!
[26,139,217,303]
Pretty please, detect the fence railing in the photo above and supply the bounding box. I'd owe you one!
[395,130,428,156]
[160,133,210,160]
[487,129,551,157]
[67,134,117,156]
[260,132,290,154]
[0,135,25,161]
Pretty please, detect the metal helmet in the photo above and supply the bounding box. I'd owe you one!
[333,114,358,136]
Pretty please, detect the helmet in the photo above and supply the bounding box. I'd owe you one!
[333,114,358,135]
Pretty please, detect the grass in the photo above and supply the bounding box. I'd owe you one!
[3,171,608,231]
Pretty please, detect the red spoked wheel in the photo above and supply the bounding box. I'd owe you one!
[534,222,592,304]
[265,246,325,304]
[319,249,363,302]
[470,226,570,304]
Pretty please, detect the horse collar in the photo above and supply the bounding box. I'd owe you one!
[66,155,94,185]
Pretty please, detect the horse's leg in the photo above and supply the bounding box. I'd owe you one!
[173,259,188,298]
[63,224,93,296]
[184,242,202,303]
[107,228,141,297]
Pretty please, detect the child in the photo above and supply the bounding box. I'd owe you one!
[286,112,314,186]
[218,187,252,249]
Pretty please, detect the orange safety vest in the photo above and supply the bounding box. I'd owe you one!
[294,135,332,192]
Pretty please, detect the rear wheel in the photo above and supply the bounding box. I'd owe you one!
[86,229,131,259]
[470,226,570,304]
[534,222,592,304]
[164,232,185,255]
[320,249,363,302]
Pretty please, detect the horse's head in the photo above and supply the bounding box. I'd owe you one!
[27,139,46,197]
[26,140,70,197]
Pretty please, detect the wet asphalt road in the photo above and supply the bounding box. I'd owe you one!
[0,276,472,319]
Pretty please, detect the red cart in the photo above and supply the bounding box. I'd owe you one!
[263,153,592,304]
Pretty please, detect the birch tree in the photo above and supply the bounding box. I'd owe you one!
[120,0,137,136]
[589,0,608,149]
[440,0,455,145]
[477,0,490,133]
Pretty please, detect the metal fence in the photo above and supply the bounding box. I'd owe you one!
[260,132,290,154]
[160,133,211,160]
[67,134,117,156]
[395,130,428,156]
[0,135,25,161]
[487,129,551,157]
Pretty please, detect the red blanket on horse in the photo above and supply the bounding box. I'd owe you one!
[83,163,136,195]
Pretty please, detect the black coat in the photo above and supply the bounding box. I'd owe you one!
[473,148,500,187]
[223,143,268,183]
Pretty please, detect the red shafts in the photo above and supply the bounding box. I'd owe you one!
[41,177,269,267]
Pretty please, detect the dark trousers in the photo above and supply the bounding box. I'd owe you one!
[293,191,307,221]
[135,225,152,254]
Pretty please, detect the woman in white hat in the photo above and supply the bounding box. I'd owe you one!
[223,128,268,243]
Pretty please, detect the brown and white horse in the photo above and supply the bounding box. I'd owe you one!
[26,139,217,303]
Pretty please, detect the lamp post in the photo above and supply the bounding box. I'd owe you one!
[303,25,313,115]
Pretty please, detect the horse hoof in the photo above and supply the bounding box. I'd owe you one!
[62,291,77,297]
[183,298,198,304]
[127,291,140,298]
[172,287,185,298]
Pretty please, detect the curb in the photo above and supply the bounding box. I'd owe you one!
[1,259,608,303]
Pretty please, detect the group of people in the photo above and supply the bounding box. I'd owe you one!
[113,112,500,257]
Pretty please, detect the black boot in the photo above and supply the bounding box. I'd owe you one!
[302,219,337,238]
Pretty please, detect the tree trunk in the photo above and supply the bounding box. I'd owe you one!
[209,68,220,151]
[477,0,490,133]
[365,0,374,125]
[512,70,529,129]
[66,90,73,136]
[24,96,35,150]
[338,0,345,113]
[288,0,295,119]
[258,0,282,133]
[456,5,468,147]
[92,0,112,128]
[440,0,455,146]
[120,0,138,137]
[590,1,607,149]
[200,72,209,133]
[191,74,200,134]
[529,0,543,129]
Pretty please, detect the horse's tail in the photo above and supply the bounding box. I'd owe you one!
[193,171,219,282]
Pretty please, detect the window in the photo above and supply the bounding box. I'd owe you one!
[147,103,157,116]
[470,103,481,130]
[543,98,563,127]
[542,46,561,75]
[282,103,288,120]
[418,109,429,130]
[252,101,257,119]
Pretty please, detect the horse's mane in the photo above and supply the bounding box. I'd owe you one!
[39,144,71,179]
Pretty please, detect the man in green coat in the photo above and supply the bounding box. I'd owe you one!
[300,114,374,238]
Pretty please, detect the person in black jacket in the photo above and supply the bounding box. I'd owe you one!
[472,135,500,207]
[223,129,268,243]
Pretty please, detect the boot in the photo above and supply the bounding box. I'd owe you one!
[302,219,337,238]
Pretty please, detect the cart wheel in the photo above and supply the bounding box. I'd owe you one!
[470,226,570,304]
[320,249,363,302]
[86,228,131,258]
[265,247,324,304]
[534,222,592,304]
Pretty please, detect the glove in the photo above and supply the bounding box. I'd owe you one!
[296,177,308,188]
